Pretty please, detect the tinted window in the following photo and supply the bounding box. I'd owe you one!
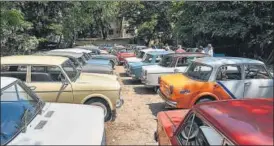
[1,65,27,81]
[244,64,271,79]
[178,114,223,145]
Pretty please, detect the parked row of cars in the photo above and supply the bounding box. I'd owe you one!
[119,45,273,145]
[1,45,126,145]
[1,43,273,145]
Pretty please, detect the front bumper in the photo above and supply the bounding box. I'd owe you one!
[157,89,177,108]
[116,98,124,108]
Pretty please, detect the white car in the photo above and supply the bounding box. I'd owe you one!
[141,53,209,91]
[124,48,166,70]
[1,77,105,145]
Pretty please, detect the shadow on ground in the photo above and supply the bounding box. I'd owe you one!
[122,79,142,85]
[133,86,156,95]
[147,102,167,117]
[119,73,128,77]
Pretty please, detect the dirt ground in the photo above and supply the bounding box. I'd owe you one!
[105,65,166,145]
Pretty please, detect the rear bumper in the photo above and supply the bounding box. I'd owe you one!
[157,89,177,108]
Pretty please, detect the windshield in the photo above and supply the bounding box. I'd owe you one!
[185,62,213,81]
[119,49,134,53]
[83,53,90,60]
[78,57,86,66]
[136,51,145,58]
[1,81,42,145]
[69,58,80,68]
[62,60,79,81]
[159,55,173,67]
[143,54,153,63]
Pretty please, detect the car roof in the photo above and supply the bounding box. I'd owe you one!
[147,51,174,55]
[1,55,68,66]
[1,77,17,89]
[165,52,209,58]
[41,51,83,58]
[195,98,273,145]
[51,48,91,53]
[194,57,265,66]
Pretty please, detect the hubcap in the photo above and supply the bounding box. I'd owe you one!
[90,102,107,117]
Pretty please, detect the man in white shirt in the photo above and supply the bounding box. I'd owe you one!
[203,44,214,56]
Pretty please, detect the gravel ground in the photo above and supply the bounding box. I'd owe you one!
[105,65,166,145]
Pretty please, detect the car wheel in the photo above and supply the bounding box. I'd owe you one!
[195,97,214,105]
[85,98,112,122]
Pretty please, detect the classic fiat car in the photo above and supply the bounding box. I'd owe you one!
[1,55,123,121]
[127,51,173,80]
[141,53,209,91]
[1,77,106,145]
[41,51,114,74]
[116,49,136,65]
[124,48,166,70]
[155,98,273,145]
[158,57,273,109]
[51,49,113,69]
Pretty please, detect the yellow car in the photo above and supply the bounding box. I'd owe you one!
[1,55,123,121]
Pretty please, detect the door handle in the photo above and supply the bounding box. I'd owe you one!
[244,82,251,86]
[29,86,37,90]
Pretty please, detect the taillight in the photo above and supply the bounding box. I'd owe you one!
[158,77,161,84]
[170,85,174,94]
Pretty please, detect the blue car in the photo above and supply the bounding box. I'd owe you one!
[127,51,173,80]
[86,59,113,69]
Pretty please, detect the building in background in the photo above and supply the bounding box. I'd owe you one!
[108,17,137,39]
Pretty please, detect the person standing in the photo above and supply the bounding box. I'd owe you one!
[176,45,186,53]
[164,43,170,51]
[207,44,214,57]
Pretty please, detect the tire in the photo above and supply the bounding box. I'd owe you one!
[195,97,214,105]
[85,98,112,122]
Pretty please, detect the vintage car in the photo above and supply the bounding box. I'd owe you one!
[41,51,114,74]
[1,77,106,145]
[127,51,173,80]
[116,49,136,65]
[50,49,113,69]
[155,98,273,145]
[158,57,273,109]
[1,55,123,121]
[141,53,209,91]
[124,48,166,70]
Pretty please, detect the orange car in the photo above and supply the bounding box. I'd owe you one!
[158,57,273,109]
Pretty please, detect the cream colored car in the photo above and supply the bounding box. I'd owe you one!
[1,55,123,121]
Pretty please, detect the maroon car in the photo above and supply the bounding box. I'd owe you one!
[155,98,273,145]
[116,49,136,65]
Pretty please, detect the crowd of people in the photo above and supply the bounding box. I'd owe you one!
[162,43,214,57]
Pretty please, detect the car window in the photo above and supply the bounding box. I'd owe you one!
[216,65,242,81]
[155,55,163,63]
[1,65,28,81]
[185,63,213,81]
[244,64,271,79]
[143,54,153,63]
[31,66,64,82]
[159,55,173,67]
[178,113,223,145]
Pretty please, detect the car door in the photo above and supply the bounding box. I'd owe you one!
[174,57,188,73]
[26,65,74,103]
[243,64,273,98]
[215,65,245,99]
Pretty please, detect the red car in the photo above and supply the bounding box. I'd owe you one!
[117,49,136,65]
[155,98,273,145]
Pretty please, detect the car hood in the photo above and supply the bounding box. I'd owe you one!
[75,72,120,90]
[157,110,189,138]
[125,57,142,63]
[129,62,145,68]
[9,103,104,145]
[81,64,112,74]
[142,65,174,74]
[87,59,110,65]
[92,54,116,60]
